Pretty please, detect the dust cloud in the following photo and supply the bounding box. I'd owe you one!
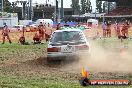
[61,39,132,73]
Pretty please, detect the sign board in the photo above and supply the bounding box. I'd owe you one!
[0,12,18,18]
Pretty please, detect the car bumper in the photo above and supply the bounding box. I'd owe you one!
[47,50,89,60]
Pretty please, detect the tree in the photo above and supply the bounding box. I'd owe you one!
[80,0,92,14]
[103,2,106,13]
[71,0,80,15]
[3,0,13,12]
[109,2,116,11]
[80,0,86,14]
[85,0,92,13]
[103,1,116,13]
[96,0,102,13]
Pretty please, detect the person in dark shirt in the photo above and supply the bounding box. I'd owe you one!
[56,23,60,30]
[64,22,69,27]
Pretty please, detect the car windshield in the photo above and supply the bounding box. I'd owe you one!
[50,31,85,43]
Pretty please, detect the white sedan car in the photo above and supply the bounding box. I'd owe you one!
[11,25,24,31]
[47,28,89,61]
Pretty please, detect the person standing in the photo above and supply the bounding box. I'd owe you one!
[1,25,12,44]
[33,32,41,44]
[125,21,130,37]
[38,24,45,41]
[102,21,107,38]
[121,21,130,39]
[121,23,126,38]
[107,21,111,37]
[106,21,111,37]
[114,22,121,38]
[56,23,60,30]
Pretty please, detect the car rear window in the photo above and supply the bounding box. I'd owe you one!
[50,31,85,43]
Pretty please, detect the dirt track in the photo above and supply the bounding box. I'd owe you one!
[0,25,132,81]
[1,39,132,82]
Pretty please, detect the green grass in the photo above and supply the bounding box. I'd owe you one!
[0,75,132,88]
[92,38,132,52]
[0,74,82,88]
[0,42,47,61]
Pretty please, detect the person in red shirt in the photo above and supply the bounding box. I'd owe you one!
[106,21,111,37]
[33,32,41,44]
[1,25,12,44]
[121,23,126,38]
[114,22,121,38]
[38,22,46,41]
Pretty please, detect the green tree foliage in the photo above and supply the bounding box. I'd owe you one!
[96,0,102,13]
[71,0,80,14]
[85,0,92,13]
[103,1,116,13]
[80,0,92,14]
[81,0,86,14]
[3,0,13,12]
[103,2,106,13]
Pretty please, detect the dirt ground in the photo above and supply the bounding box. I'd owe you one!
[0,25,132,81]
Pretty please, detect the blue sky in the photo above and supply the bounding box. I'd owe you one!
[9,0,96,9]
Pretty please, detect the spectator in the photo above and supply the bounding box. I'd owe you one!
[1,25,12,44]
[38,25,45,41]
[102,21,107,38]
[76,22,81,27]
[125,21,130,37]
[56,23,61,30]
[114,22,121,38]
[106,21,111,37]
[19,27,25,45]
[33,32,41,44]
[121,23,126,39]
[64,22,69,27]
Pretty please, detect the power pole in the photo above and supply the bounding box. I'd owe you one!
[108,2,110,14]
[60,0,64,21]
[2,0,3,17]
[29,0,32,20]
[55,0,59,22]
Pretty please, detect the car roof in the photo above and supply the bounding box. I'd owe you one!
[54,28,82,33]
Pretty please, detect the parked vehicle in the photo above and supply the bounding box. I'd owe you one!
[10,25,24,31]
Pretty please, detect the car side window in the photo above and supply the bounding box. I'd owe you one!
[50,32,62,42]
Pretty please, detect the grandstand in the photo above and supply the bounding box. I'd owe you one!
[99,0,132,18]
